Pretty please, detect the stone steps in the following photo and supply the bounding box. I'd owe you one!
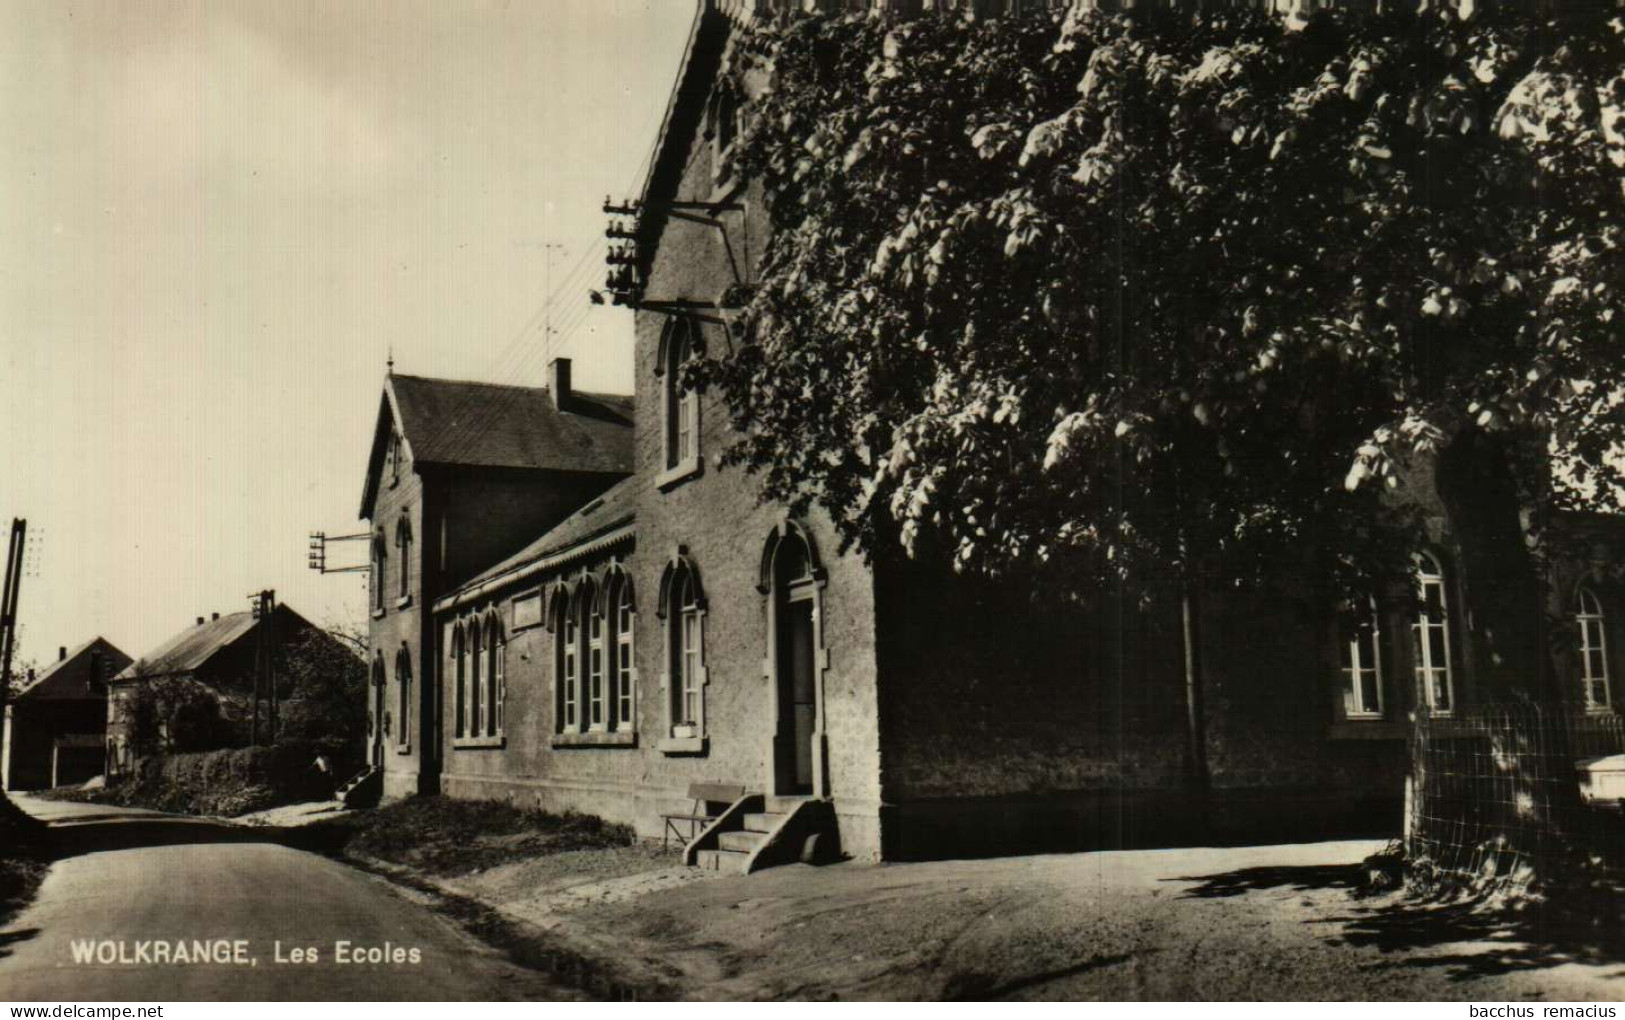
[693,847,750,874]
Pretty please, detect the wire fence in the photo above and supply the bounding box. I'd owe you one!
[1408,704,1625,890]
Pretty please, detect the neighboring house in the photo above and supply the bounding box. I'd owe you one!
[396,0,1625,864]
[360,369,634,799]
[2,638,130,791]
[107,605,332,770]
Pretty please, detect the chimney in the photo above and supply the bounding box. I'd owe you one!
[212,612,220,621]
[58,646,66,662]
[196,616,205,627]
[549,358,572,411]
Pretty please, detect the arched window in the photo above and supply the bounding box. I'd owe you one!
[1413,552,1455,715]
[469,618,483,738]
[1339,597,1384,719]
[452,625,466,738]
[707,83,743,183]
[1578,585,1611,712]
[372,529,387,613]
[557,592,580,733]
[395,646,412,750]
[660,560,706,740]
[660,319,700,472]
[396,516,412,600]
[370,653,386,764]
[580,580,606,730]
[611,574,636,731]
[486,613,504,737]
[390,433,403,485]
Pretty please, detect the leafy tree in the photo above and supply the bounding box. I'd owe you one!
[277,627,368,747]
[124,675,230,757]
[701,4,1625,623]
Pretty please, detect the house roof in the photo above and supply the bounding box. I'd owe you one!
[11,637,131,703]
[360,374,635,519]
[631,2,730,280]
[436,474,645,613]
[113,604,315,683]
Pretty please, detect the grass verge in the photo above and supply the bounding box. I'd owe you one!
[282,796,668,999]
[293,795,638,877]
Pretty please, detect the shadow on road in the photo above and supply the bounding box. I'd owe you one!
[0,927,40,961]
[1317,895,1625,982]
[1170,863,1364,899]
[47,817,286,860]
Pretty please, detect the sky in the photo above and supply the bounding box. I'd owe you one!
[0,0,695,668]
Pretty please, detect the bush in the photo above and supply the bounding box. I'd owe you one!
[302,795,638,876]
[95,739,360,817]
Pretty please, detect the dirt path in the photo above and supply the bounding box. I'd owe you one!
[507,840,1625,1001]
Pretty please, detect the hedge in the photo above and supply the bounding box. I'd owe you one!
[104,739,361,817]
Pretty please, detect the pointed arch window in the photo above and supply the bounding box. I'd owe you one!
[1413,552,1455,716]
[658,319,701,483]
[706,82,744,185]
[395,516,412,602]
[452,624,466,738]
[1339,597,1384,719]
[557,590,580,733]
[1578,585,1611,712]
[658,558,707,749]
[372,530,387,614]
[612,576,636,731]
[395,645,412,751]
[486,613,505,737]
[469,617,483,739]
[580,579,606,731]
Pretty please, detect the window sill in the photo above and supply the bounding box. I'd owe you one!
[396,594,412,610]
[656,457,703,492]
[1327,721,1407,741]
[453,735,505,750]
[372,608,387,620]
[658,735,707,756]
[395,744,411,755]
[551,731,637,749]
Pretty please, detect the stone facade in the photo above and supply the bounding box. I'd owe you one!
[407,0,1625,861]
[360,374,634,799]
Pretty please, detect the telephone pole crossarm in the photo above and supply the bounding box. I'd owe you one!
[308,530,372,574]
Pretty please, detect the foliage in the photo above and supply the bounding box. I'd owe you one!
[69,739,357,816]
[701,4,1625,600]
[277,627,368,747]
[302,795,639,877]
[122,675,232,757]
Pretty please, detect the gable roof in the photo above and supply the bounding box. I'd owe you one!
[436,473,644,613]
[630,2,731,280]
[113,604,315,683]
[12,637,131,703]
[360,373,635,519]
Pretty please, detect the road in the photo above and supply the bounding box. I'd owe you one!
[0,796,575,1001]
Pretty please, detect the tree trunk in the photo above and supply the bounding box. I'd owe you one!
[1182,585,1210,796]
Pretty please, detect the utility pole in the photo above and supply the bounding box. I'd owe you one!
[248,589,277,745]
[1,519,27,714]
[0,519,29,827]
[265,590,278,743]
